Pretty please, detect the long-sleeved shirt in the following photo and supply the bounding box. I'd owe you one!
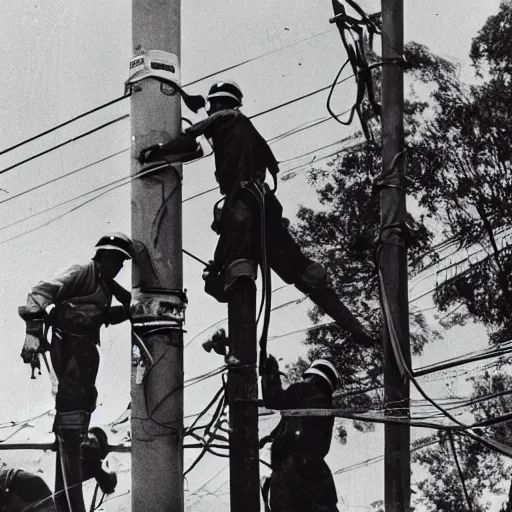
[19,260,130,336]
[186,109,279,195]
[262,372,334,466]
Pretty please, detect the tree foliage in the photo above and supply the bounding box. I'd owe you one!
[413,371,512,511]
[408,2,512,342]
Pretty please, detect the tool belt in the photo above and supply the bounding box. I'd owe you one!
[53,410,91,435]
[212,180,269,234]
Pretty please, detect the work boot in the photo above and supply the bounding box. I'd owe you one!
[95,468,118,495]
[295,264,378,348]
[307,283,377,347]
[81,427,118,494]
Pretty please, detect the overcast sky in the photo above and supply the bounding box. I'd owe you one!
[0,0,506,510]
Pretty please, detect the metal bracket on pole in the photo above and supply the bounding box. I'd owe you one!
[130,289,187,334]
[225,259,258,291]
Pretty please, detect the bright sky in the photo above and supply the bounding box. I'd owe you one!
[0,0,506,510]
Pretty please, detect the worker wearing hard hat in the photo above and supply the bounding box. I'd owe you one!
[18,233,132,512]
[140,80,377,349]
[261,355,340,512]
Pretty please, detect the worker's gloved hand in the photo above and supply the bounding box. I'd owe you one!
[262,354,280,375]
[21,318,46,365]
[138,144,163,164]
[202,260,221,280]
[202,261,227,303]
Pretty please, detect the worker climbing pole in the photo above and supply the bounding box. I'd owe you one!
[17,234,132,511]
[141,76,380,509]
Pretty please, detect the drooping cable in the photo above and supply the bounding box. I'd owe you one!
[0,92,131,156]
[0,115,129,176]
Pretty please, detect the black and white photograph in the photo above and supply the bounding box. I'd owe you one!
[1,0,511,510]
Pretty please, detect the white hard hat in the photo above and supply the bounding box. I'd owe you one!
[95,232,133,259]
[304,359,340,391]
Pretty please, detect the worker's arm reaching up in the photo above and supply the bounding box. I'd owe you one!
[261,354,287,410]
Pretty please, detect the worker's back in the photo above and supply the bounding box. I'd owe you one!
[270,380,334,467]
[187,108,276,194]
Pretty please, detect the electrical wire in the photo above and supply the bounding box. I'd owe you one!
[183,29,333,87]
[0,161,174,243]
[0,92,131,156]
[448,431,473,512]
[0,28,333,157]
[248,75,354,120]
[0,148,129,206]
[0,115,129,176]
[184,292,306,349]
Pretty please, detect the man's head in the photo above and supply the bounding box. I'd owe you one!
[206,80,243,115]
[93,232,133,280]
[303,359,340,393]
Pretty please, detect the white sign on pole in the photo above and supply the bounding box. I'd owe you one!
[127,50,181,88]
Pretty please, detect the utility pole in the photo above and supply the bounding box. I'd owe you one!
[379,0,411,510]
[227,262,260,512]
[130,0,185,511]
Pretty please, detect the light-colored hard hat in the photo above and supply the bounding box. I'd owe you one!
[95,232,133,259]
[303,359,340,391]
[206,80,243,106]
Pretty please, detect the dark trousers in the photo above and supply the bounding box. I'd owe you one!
[50,330,99,413]
[214,187,313,284]
[50,330,99,512]
[54,433,86,512]
[269,454,339,512]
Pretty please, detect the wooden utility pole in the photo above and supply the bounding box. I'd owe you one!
[130,0,184,511]
[379,0,411,510]
[227,264,260,512]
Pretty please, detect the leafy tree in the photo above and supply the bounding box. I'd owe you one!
[413,371,512,511]
[409,1,512,342]
[283,41,453,440]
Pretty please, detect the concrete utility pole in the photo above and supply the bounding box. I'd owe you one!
[379,0,411,510]
[130,0,185,511]
[227,262,260,512]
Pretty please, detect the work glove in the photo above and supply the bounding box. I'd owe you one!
[202,261,228,303]
[262,353,280,375]
[138,144,163,164]
[202,260,220,280]
[21,320,46,363]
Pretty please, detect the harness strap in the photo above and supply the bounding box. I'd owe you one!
[240,182,272,375]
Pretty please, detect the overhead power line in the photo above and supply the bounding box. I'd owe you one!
[0,27,333,158]
[183,29,333,87]
[0,92,131,156]
[249,75,353,120]
[0,115,129,177]
[0,149,130,206]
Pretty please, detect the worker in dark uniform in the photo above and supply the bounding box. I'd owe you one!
[0,428,114,512]
[18,233,132,512]
[139,81,376,348]
[0,467,54,511]
[261,355,340,512]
